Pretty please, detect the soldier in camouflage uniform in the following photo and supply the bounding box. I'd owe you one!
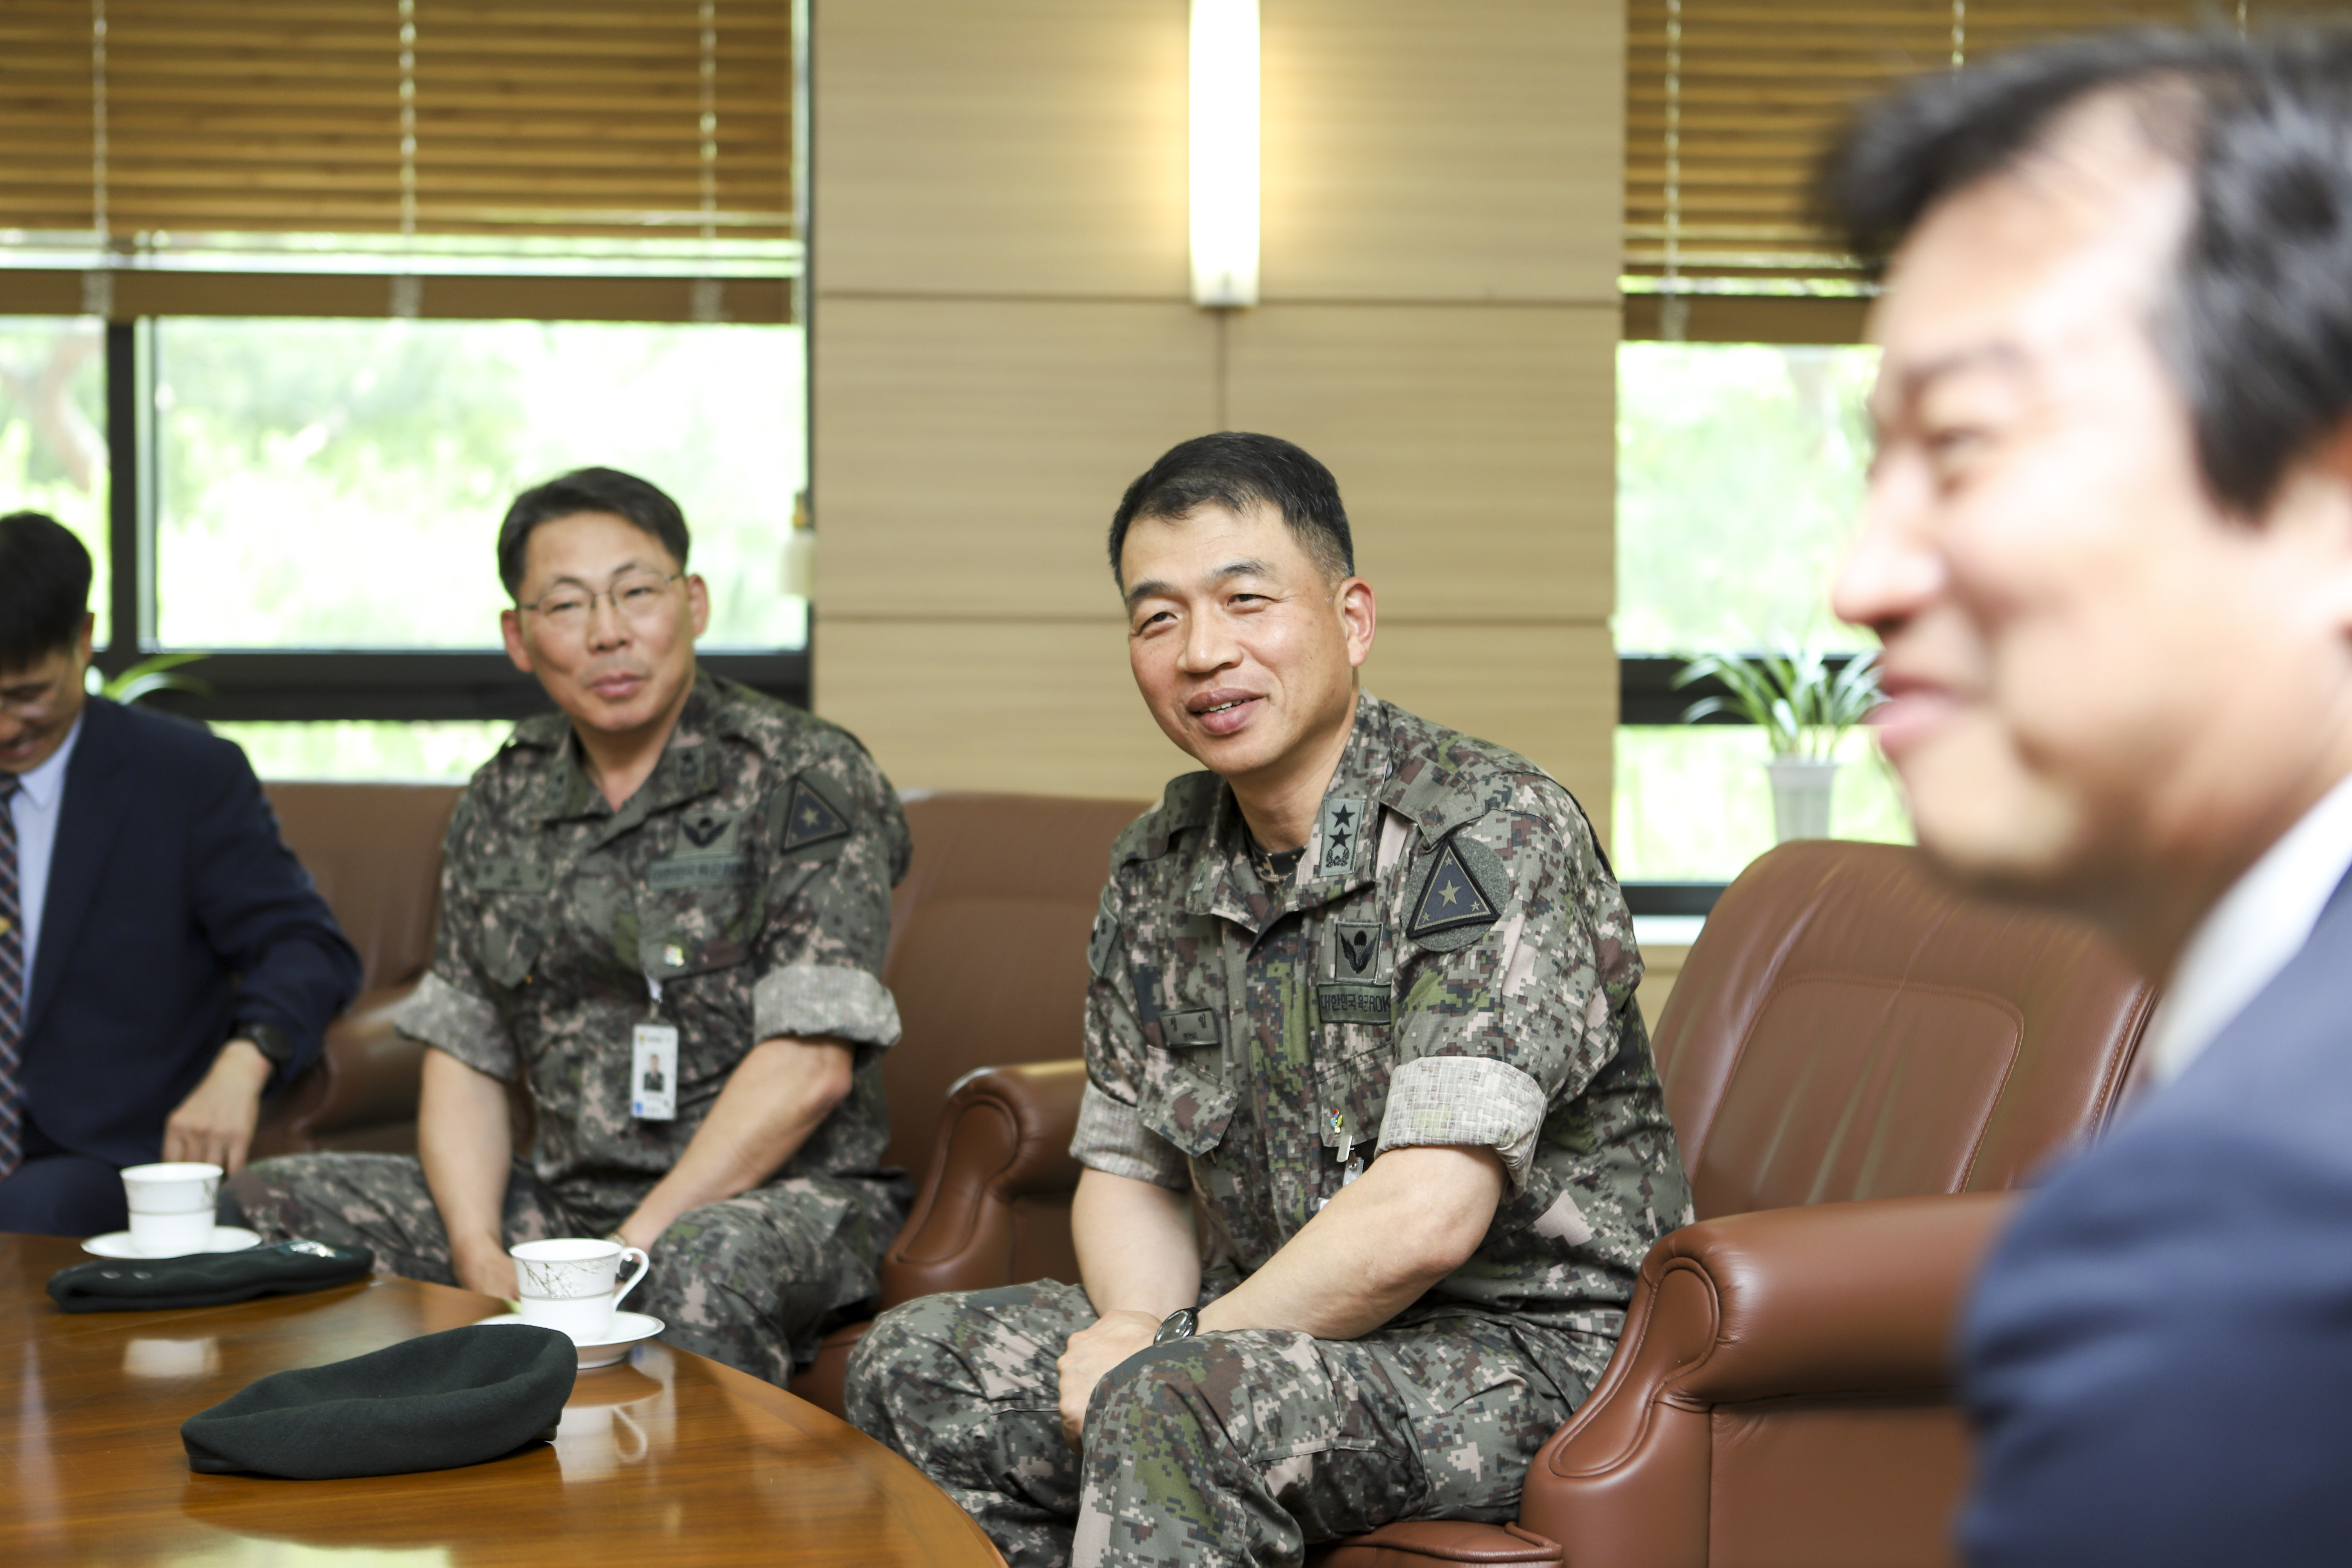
[847,434,1690,1568]
[236,468,912,1387]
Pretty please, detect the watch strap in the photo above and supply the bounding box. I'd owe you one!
[234,1022,297,1068]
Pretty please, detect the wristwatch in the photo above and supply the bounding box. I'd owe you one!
[233,1022,296,1070]
[1153,1306,1200,1345]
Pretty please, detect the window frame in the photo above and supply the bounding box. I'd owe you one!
[88,319,810,721]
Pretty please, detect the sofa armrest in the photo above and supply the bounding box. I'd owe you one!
[1660,1190,2020,1402]
[1516,1191,2019,1566]
[880,1058,1088,1307]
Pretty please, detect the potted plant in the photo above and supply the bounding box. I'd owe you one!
[1674,644,1883,843]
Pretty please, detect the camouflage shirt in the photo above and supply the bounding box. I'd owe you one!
[1071,695,1692,1386]
[394,672,913,1213]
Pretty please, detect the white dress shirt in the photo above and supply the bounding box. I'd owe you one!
[2142,768,2352,1086]
[6,712,83,991]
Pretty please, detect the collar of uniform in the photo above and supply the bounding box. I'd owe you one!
[1182,691,1392,928]
[524,668,726,833]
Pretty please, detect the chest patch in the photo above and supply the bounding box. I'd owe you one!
[1332,920,1382,976]
[1406,834,1507,950]
[681,808,733,849]
[780,775,853,852]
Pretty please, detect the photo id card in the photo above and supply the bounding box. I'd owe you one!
[630,1023,679,1120]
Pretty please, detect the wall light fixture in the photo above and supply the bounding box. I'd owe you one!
[1189,0,1259,308]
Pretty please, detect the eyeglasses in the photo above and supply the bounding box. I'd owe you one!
[516,571,684,634]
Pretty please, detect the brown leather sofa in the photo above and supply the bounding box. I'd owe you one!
[250,781,462,1159]
[876,838,2156,1566]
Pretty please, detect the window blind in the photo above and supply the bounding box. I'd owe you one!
[1625,0,2213,340]
[0,0,792,322]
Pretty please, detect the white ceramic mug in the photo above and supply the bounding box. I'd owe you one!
[510,1237,651,1342]
[119,1162,222,1256]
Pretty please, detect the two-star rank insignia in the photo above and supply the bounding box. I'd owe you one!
[779,776,852,851]
[1406,836,1505,949]
[1316,795,1367,877]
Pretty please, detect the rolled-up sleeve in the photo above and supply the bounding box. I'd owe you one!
[1379,1055,1549,1185]
[395,970,514,1081]
[1376,791,1637,1192]
[1072,1080,1191,1190]
[753,962,902,1048]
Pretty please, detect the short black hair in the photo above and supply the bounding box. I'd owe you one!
[1821,25,2352,516]
[1108,432,1354,586]
[0,511,93,670]
[496,467,691,596]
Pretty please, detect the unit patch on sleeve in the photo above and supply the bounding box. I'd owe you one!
[1405,833,1507,951]
[778,774,853,853]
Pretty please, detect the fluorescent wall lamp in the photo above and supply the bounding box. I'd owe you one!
[1190,0,1259,308]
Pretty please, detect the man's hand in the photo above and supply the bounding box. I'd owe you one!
[161,1039,273,1174]
[451,1231,521,1302]
[1056,1308,1163,1450]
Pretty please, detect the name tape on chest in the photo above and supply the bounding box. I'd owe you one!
[1406,834,1508,951]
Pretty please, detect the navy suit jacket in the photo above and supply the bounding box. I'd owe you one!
[20,697,360,1169]
[1962,871,2352,1566]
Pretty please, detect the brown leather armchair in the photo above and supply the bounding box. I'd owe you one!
[859,837,2156,1565]
[251,781,462,1158]
[1328,840,2156,1566]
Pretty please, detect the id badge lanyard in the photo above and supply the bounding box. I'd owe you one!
[631,974,679,1121]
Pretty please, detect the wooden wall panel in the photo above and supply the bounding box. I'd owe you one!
[819,618,1190,799]
[1364,622,1617,844]
[813,0,1187,299]
[816,299,1216,617]
[1225,303,1615,623]
[1261,0,1622,303]
[813,0,1625,837]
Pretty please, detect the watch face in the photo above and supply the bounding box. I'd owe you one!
[1153,1308,1197,1346]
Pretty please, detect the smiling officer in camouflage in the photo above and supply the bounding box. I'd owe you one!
[236,467,913,1386]
[845,433,1693,1568]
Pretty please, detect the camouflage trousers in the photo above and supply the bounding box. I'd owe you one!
[233,1152,903,1388]
[845,1280,1583,1568]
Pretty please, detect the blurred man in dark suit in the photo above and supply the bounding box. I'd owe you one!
[0,511,358,1236]
[1827,28,2352,1567]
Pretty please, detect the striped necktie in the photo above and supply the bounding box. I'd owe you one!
[0,771,21,1178]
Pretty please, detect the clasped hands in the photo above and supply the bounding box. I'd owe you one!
[1055,1308,1168,1450]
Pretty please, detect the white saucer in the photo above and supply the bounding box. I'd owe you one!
[82,1225,261,1260]
[475,1310,665,1369]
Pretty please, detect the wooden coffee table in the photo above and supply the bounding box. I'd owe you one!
[0,1233,1002,1566]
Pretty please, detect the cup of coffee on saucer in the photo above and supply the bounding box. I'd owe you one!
[490,1239,662,1366]
[119,1163,223,1255]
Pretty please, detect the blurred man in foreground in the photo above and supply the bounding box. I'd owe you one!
[846,433,1690,1568]
[0,510,357,1234]
[237,468,912,1385]
[1827,28,2352,1565]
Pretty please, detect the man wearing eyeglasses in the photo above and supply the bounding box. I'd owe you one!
[0,510,359,1237]
[237,467,914,1388]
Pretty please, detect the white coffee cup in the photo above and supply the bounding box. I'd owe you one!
[119,1162,223,1256]
[510,1237,651,1342]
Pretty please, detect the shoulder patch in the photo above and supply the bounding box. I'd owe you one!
[1406,833,1508,951]
[779,773,853,852]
